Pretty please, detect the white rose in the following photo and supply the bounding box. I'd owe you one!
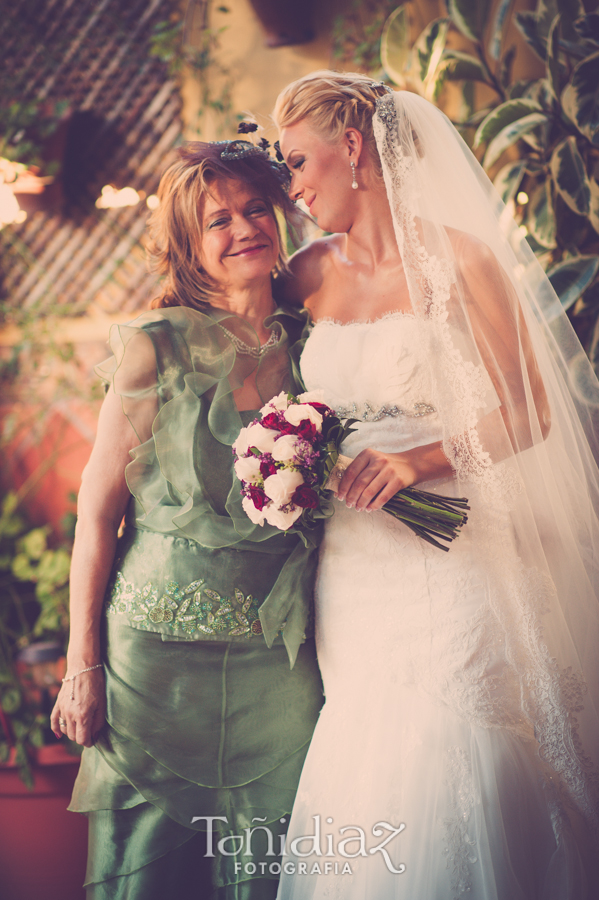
[263,504,303,530]
[232,427,252,456]
[242,495,267,526]
[284,403,323,430]
[234,456,262,484]
[272,434,300,462]
[263,469,304,506]
[297,390,325,405]
[234,422,278,456]
[259,391,290,415]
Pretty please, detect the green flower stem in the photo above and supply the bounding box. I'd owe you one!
[384,495,466,524]
[382,486,470,550]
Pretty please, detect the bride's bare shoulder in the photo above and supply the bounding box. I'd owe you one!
[278,235,344,306]
[444,225,498,273]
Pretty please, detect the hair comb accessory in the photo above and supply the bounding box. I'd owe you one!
[215,131,292,190]
[219,139,268,160]
[371,81,394,94]
[375,92,398,129]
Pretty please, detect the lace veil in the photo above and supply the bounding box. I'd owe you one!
[373,90,599,830]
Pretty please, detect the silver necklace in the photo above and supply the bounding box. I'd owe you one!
[218,322,280,358]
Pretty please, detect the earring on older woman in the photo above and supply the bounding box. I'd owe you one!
[350,160,358,190]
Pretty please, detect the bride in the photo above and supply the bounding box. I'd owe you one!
[272,72,599,898]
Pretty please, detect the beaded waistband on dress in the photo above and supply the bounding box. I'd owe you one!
[334,400,436,422]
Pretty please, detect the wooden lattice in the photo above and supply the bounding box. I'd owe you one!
[1,0,183,319]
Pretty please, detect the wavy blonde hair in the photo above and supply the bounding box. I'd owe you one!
[148,143,304,310]
[273,70,393,176]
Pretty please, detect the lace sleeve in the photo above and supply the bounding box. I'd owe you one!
[453,234,551,460]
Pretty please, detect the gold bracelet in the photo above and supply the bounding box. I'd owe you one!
[62,663,103,700]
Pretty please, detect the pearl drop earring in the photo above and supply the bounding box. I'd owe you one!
[350,160,358,190]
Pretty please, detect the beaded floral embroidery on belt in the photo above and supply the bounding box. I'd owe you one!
[334,400,436,421]
[106,571,264,637]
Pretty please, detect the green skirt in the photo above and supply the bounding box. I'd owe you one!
[70,615,323,898]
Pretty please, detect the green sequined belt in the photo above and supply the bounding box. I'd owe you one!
[105,526,311,646]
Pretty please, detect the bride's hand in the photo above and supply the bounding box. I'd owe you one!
[336,443,454,511]
[50,668,106,748]
[336,449,417,512]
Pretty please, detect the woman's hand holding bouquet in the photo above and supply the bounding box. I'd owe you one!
[233,392,469,551]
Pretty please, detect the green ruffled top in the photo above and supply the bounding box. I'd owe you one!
[96,303,316,667]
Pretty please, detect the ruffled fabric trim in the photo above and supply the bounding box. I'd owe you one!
[95,304,315,666]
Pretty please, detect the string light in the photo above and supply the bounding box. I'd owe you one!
[517,191,529,205]
[95,185,141,209]
[0,182,26,226]
[146,194,160,210]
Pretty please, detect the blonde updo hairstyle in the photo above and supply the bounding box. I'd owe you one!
[148,142,304,310]
[273,70,393,179]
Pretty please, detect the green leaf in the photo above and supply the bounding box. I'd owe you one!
[11,553,35,582]
[509,80,535,99]
[589,179,599,235]
[515,11,548,60]
[557,0,585,42]
[546,255,599,309]
[561,51,599,145]
[536,0,560,35]
[458,81,476,124]
[573,280,599,315]
[489,0,514,60]
[474,99,544,148]
[18,766,34,790]
[36,548,70,588]
[550,136,591,214]
[546,15,562,97]
[381,5,410,86]
[527,181,557,247]
[573,13,599,44]
[448,0,491,43]
[12,720,28,740]
[524,77,554,109]
[1,687,21,714]
[413,18,450,86]
[438,51,488,83]
[493,161,526,203]
[499,45,517,89]
[0,741,10,763]
[514,3,571,59]
[29,723,45,748]
[483,112,550,168]
[20,527,48,561]
[14,741,28,768]
[460,106,494,128]
[1,492,19,519]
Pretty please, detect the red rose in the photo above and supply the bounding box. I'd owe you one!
[296,419,317,441]
[260,459,278,479]
[307,402,330,416]
[261,412,281,431]
[262,412,298,436]
[291,484,319,509]
[249,486,268,510]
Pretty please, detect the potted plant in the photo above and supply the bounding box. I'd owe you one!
[0,487,88,900]
[376,0,599,367]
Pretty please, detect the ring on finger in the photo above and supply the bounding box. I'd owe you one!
[58,717,67,727]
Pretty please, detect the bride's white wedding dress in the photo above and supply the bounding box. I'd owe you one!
[276,313,593,900]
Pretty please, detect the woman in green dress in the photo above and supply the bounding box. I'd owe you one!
[50,141,324,899]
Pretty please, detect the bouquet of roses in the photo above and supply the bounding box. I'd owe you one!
[233,391,469,551]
